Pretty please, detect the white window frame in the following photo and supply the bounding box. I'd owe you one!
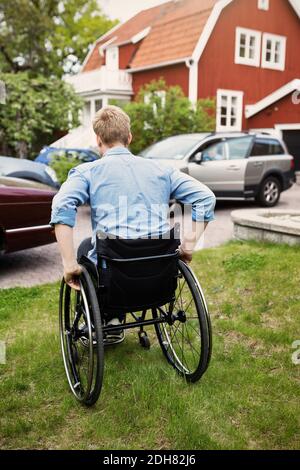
[258,0,269,11]
[106,46,119,70]
[261,33,286,71]
[235,27,262,67]
[216,89,244,132]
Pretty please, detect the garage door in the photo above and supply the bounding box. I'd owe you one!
[282,130,300,171]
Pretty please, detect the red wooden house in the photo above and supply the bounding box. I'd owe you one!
[65,0,300,168]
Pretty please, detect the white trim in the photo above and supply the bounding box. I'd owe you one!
[261,33,286,71]
[192,0,232,62]
[235,27,261,67]
[289,0,300,18]
[275,123,300,131]
[245,79,300,118]
[6,225,52,234]
[98,36,118,56]
[216,89,244,132]
[188,62,198,104]
[131,26,151,44]
[128,57,190,73]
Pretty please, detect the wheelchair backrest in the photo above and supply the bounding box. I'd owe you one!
[96,227,180,314]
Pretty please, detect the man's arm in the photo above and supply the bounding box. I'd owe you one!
[179,220,208,264]
[55,224,82,290]
[50,168,89,290]
[169,168,216,263]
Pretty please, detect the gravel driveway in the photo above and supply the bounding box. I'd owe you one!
[1,184,299,289]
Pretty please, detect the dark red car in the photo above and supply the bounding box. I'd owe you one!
[0,185,56,254]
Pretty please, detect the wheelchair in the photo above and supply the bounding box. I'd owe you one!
[59,226,212,406]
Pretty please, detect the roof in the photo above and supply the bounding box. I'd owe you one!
[130,0,217,69]
[82,2,173,72]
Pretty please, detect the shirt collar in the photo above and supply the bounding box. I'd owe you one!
[103,147,132,157]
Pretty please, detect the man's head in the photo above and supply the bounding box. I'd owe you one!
[92,105,132,155]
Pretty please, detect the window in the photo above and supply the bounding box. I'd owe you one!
[106,46,119,70]
[226,137,253,160]
[261,33,286,71]
[235,27,261,67]
[250,138,285,156]
[95,99,103,112]
[258,0,269,10]
[216,90,244,132]
[201,141,226,162]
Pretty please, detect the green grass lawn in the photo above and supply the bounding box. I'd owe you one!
[0,241,299,450]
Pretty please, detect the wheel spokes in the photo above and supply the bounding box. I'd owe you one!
[157,271,202,375]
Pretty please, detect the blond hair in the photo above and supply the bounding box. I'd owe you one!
[92,105,131,146]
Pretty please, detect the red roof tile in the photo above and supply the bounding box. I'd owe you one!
[82,2,173,72]
[131,0,217,69]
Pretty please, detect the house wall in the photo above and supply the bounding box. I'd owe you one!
[119,43,139,69]
[247,93,300,129]
[198,0,300,128]
[132,63,189,98]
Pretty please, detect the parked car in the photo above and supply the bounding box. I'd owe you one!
[35,147,99,165]
[0,186,56,254]
[0,156,59,189]
[0,175,57,191]
[140,132,296,207]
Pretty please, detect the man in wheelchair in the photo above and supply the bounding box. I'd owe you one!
[50,105,216,345]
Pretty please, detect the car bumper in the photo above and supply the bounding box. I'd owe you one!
[282,170,296,191]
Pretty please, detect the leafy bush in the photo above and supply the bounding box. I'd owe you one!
[124,79,216,155]
[50,154,81,185]
[0,72,83,158]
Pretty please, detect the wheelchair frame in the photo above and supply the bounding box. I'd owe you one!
[59,248,212,406]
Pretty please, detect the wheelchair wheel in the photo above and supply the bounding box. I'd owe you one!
[154,260,212,383]
[59,265,104,406]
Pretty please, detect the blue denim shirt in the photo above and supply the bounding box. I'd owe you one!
[50,147,216,263]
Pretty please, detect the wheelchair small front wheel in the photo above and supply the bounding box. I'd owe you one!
[59,265,104,406]
[154,260,212,383]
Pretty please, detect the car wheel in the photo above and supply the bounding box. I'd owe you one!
[256,176,281,207]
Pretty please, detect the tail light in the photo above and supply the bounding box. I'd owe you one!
[290,158,295,171]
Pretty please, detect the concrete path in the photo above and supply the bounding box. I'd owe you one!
[1,184,299,289]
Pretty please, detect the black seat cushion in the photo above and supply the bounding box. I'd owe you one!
[96,228,180,313]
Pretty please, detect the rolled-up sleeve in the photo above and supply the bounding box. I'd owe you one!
[169,168,216,222]
[50,168,89,228]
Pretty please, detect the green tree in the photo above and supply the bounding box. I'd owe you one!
[0,0,117,76]
[124,79,216,155]
[0,72,83,158]
[0,0,116,158]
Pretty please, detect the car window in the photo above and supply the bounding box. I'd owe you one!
[77,151,94,162]
[140,136,203,160]
[226,136,253,160]
[67,150,81,160]
[250,138,285,156]
[201,141,226,162]
[50,150,66,159]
